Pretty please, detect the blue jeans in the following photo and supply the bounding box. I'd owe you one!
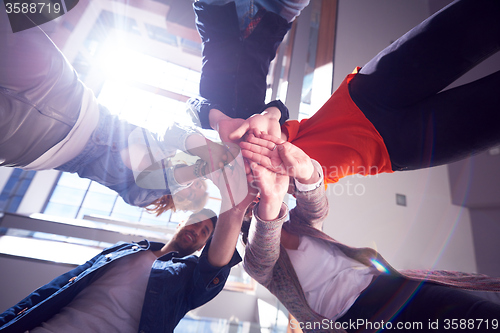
[198,0,310,29]
[57,106,195,207]
[56,106,174,207]
[349,0,500,171]
[337,274,500,332]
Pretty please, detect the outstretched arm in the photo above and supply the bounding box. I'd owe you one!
[192,0,291,141]
[208,191,256,267]
[243,200,288,286]
[243,149,289,285]
[241,133,327,230]
[207,157,257,267]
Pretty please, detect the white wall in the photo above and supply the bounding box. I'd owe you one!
[333,0,430,90]
[323,168,476,272]
[191,289,259,322]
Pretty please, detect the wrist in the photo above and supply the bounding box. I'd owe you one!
[261,107,281,120]
[208,108,230,131]
[173,164,195,186]
[193,159,208,180]
[295,161,319,185]
[185,133,206,156]
[257,197,284,221]
[295,160,323,191]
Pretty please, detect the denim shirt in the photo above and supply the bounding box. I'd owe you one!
[56,105,199,207]
[191,2,291,129]
[0,240,241,333]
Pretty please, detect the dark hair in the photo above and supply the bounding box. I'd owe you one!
[194,208,218,232]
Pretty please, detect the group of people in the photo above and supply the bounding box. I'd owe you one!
[1,0,500,332]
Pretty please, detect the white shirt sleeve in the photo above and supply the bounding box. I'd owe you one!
[293,159,323,192]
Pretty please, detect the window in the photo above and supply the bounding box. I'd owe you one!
[43,11,219,227]
[43,171,221,228]
[43,68,221,225]
[0,169,36,213]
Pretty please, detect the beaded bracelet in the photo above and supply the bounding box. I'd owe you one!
[194,159,208,180]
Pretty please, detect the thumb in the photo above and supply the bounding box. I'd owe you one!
[229,122,250,141]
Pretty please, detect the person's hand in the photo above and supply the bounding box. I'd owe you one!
[217,117,246,144]
[228,106,282,142]
[249,160,288,221]
[241,133,317,184]
[186,134,239,173]
[250,161,288,201]
[234,178,259,214]
[240,133,282,169]
[207,108,246,145]
[207,149,252,213]
[206,157,258,269]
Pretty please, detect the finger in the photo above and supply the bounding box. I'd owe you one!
[241,146,284,172]
[250,162,267,177]
[224,144,240,165]
[240,141,272,157]
[228,122,250,141]
[207,142,230,165]
[241,149,273,167]
[243,149,287,175]
[251,127,262,138]
[268,126,282,139]
[246,172,254,185]
[245,134,278,151]
[257,133,286,145]
[276,143,297,172]
[243,158,252,175]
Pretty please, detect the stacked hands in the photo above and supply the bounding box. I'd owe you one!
[127,107,319,217]
[203,110,320,219]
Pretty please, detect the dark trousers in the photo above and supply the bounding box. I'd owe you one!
[349,0,500,171]
[337,275,500,332]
